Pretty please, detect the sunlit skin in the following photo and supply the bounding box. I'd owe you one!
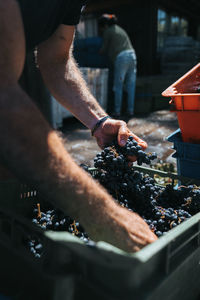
[0,0,157,252]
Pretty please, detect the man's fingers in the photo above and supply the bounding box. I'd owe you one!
[118,123,129,146]
[130,133,148,150]
[117,123,147,151]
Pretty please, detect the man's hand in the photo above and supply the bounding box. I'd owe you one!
[93,118,147,162]
[87,204,157,252]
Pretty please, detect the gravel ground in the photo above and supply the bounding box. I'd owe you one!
[60,110,179,168]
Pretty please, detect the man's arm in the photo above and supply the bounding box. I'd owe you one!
[37,25,147,151]
[37,25,107,131]
[0,0,157,252]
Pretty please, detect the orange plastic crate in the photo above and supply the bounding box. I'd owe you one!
[175,111,200,143]
[162,63,200,143]
[162,63,200,110]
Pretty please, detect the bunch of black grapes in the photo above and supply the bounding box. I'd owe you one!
[90,136,200,237]
[27,136,200,257]
[93,167,194,237]
[26,235,43,258]
[27,203,90,258]
[94,136,157,168]
[156,184,200,215]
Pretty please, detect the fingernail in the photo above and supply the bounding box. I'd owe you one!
[120,139,126,146]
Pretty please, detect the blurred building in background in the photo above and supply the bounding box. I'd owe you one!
[71,0,200,116]
[22,1,200,127]
[79,0,200,76]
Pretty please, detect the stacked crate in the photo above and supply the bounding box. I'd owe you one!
[167,129,200,180]
[163,63,200,180]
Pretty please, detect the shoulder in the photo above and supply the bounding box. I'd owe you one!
[116,25,129,36]
[115,25,125,32]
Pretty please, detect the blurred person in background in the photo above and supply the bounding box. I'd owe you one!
[0,0,157,253]
[99,14,137,118]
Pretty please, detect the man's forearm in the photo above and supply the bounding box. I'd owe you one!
[0,84,120,238]
[38,54,108,130]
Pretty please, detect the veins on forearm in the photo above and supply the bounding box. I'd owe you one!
[39,53,106,129]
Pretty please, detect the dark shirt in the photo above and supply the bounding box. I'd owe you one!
[17,0,86,51]
[101,24,134,64]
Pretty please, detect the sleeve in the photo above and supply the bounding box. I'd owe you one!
[62,0,87,26]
